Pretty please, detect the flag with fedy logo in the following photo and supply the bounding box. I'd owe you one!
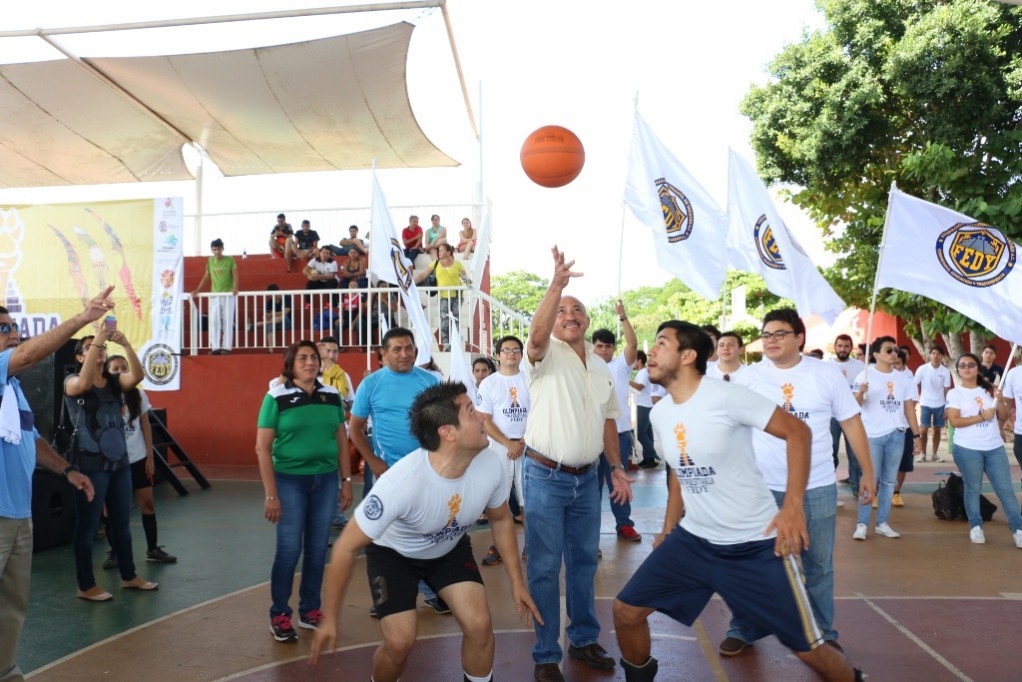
[624,111,727,300]
[877,187,1022,344]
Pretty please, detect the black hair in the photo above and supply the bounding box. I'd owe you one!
[957,352,996,398]
[807,348,824,359]
[301,220,310,227]
[72,335,123,396]
[349,225,359,232]
[105,354,142,422]
[282,340,320,381]
[591,329,616,345]
[656,320,712,375]
[267,283,280,291]
[700,324,721,340]
[636,350,647,365]
[409,382,467,451]
[983,344,997,354]
[834,333,853,345]
[929,345,947,356]
[382,327,415,351]
[431,214,441,221]
[319,335,339,346]
[0,306,8,315]
[718,331,744,348]
[210,238,224,249]
[868,336,898,364]
[762,308,806,350]
[473,356,496,373]
[896,350,908,364]
[494,334,524,353]
[277,213,286,219]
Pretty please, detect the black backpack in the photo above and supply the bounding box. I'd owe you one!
[933,473,997,522]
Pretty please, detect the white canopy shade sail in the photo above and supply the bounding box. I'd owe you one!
[0,22,456,189]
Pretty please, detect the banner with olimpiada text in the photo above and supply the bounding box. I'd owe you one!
[0,198,183,390]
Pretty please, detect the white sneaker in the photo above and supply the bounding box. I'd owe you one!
[853,523,867,540]
[874,522,901,538]
[836,499,845,508]
[1013,530,1022,549]
[970,526,986,544]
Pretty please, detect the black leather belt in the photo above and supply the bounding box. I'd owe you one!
[524,445,592,475]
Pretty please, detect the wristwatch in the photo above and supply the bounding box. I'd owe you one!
[341,476,352,483]
[610,463,624,472]
[61,465,78,478]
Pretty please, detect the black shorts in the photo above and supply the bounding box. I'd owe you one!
[130,459,152,490]
[898,430,915,473]
[365,534,482,619]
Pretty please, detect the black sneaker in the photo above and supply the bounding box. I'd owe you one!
[298,609,323,630]
[102,552,118,570]
[146,546,178,563]
[369,604,379,619]
[425,596,451,614]
[481,545,502,566]
[270,614,298,642]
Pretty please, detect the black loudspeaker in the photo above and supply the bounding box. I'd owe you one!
[17,339,78,443]
[32,468,77,552]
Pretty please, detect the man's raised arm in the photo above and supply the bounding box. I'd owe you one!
[527,246,581,365]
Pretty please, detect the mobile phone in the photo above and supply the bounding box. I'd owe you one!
[104,315,117,332]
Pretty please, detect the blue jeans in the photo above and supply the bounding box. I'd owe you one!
[73,465,137,590]
[523,456,601,664]
[270,470,338,618]
[857,430,902,526]
[636,406,656,464]
[598,432,635,530]
[952,445,1022,533]
[830,417,858,473]
[727,484,838,642]
[1014,434,1022,489]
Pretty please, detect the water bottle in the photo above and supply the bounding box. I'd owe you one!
[242,250,248,260]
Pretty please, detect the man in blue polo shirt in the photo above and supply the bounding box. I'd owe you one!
[347,327,443,614]
[1,289,112,682]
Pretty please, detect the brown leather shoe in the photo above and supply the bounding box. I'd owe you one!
[533,663,564,682]
[568,642,615,670]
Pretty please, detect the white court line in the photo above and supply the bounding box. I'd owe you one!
[215,629,536,681]
[857,593,972,682]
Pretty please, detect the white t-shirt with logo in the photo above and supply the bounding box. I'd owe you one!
[650,378,779,545]
[706,363,745,382]
[853,366,915,437]
[633,368,654,408]
[124,389,152,465]
[476,371,530,439]
[651,383,667,401]
[915,363,952,407]
[607,355,635,433]
[741,357,860,491]
[946,386,1003,450]
[828,358,865,389]
[1002,366,1022,435]
[354,447,509,560]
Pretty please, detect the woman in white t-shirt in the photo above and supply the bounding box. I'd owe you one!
[945,353,1022,547]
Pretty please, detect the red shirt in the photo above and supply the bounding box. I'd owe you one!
[402,225,422,247]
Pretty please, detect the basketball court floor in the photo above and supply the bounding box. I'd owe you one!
[21,450,1022,681]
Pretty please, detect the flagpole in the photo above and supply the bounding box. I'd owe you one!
[864,182,898,357]
[999,343,1018,390]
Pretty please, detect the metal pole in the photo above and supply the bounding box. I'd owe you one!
[864,182,899,359]
[440,2,479,140]
[0,2,443,37]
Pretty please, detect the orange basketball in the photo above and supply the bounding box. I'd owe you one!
[520,125,585,188]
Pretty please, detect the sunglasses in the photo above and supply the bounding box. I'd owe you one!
[0,322,19,335]
[957,362,977,369]
[881,348,897,354]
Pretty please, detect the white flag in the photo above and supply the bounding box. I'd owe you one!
[624,111,727,300]
[446,319,478,404]
[726,150,845,324]
[369,173,433,364]
[877,186,1022,345]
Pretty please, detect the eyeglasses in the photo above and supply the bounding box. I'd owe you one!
[957,362,977,369]
[881,348,897,354]
[499,348,523,355]
[760,330,795,341]
[83,343,108,352]
[0,322,19,335]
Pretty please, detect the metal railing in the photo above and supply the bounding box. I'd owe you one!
[186,285,531,360]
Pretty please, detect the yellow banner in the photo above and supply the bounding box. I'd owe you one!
[1,199,155,347]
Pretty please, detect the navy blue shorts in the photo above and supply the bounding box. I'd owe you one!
[899,429,915,473]
[616,526,823,652]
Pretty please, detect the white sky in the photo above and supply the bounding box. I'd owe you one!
[0,0,829,303]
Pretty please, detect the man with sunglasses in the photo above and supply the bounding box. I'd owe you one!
[1,287,115,682]
[720,308,875,656]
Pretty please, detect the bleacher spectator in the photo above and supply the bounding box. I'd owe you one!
[338,225,367,256]
[423,214,448,260]
[248,284,292,338]
[294,220,321,262]
[402,215,424,264]
[269,213,298,272]
[457,217,477,260]
[304,247,339,292]
[338,248,368,289]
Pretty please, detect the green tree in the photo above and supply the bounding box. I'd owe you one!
[742,0,1022,357]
